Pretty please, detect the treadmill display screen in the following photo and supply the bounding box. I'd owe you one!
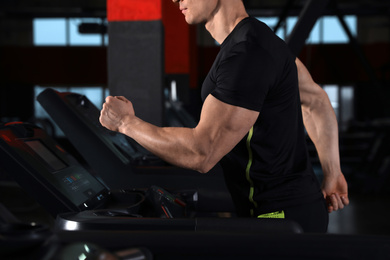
[24,139,107,208]
[25,140,67,171]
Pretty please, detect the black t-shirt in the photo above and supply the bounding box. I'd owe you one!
[201,17,322,217]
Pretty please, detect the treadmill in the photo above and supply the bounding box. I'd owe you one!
[0,122,303,234]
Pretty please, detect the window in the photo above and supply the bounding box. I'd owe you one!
[33,19,67,46]
[258,15,357,44]
[69,18,106,46]
[308,16,357,44]
[33,18,108,46]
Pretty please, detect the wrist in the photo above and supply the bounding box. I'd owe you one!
[321,162,342,178]
[117,115,134,135]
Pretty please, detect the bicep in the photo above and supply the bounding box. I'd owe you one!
[194,95,259,164]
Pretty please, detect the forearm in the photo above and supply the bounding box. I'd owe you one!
[119,116,211,173]
[302,92,341,177]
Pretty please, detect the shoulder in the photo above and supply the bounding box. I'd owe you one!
[225,17,272,46]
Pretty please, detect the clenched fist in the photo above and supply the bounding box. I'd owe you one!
[100,96,135,132]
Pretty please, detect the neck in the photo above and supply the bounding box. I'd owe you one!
[205,1,248,44]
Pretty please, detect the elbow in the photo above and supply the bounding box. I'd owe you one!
[302,88,331,112]
[188,135,220,173]
[192,154,216,174]
[196,164,214,174]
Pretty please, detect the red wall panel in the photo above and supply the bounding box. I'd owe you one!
[107,0,162,21]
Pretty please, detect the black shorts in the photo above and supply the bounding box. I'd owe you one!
[283,197,329,233]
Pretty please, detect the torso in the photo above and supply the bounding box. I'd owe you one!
[201,17,322,216]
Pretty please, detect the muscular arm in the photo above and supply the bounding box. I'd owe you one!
[296,58,349,213]
[100,94,258,173]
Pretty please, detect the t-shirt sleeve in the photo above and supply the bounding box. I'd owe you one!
[211,42,277,112]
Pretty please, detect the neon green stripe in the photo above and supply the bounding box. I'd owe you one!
[245,126,258,216]
[257,211,285,219]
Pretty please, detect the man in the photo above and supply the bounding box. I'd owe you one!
[100,0,349,232]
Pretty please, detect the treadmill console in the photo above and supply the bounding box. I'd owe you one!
[0,122,110,216]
